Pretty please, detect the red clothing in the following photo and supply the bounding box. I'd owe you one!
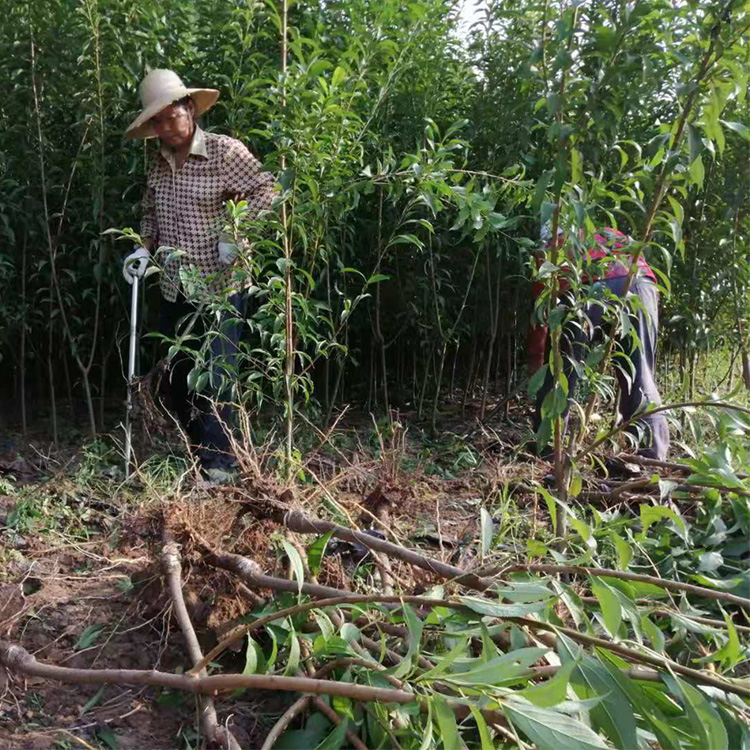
[527,229,656,371]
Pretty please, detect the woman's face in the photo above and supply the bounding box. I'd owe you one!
[151,100,195,149]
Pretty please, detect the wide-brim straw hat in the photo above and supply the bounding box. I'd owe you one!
[125,69,219,140]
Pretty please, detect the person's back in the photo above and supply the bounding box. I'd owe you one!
[529,225,669,460]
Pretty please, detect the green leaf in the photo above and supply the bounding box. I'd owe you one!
[243,635,259,675]
[503,698,608,750]
[597,650,683,750]
[721,121,750,141]
[569,471,582,499]
[590,577,622,638]
[532,170,554,215]
[339,623,360,644]
[527,539,548,557]
[75,623,106,651]
[80,687,105,715]
[280,538,305,596]
[417,637,470,682]
[571,517,595,550]
[419,702,434,750]
[392,604,423,679]
[307,531,333,576]
[558,636,638,750]
[519,660,577,707]
[480,507,493,556]
[316,716,350,750]
[433,696,461,750]
[469,704,495,750]
[709,611,742,671]
[639,505,687,538]
[687,122,703,164]
[689,154,705,188]
[537,486,558,536]
[283,630,301,676]
[663,674,728,750]
[447,648,550,686]
[459,597,550,618]
[641,615,665,653]
[331,66,347,87]
[609,531,632,570]
[570,148,582,184]
[94,728,119,750]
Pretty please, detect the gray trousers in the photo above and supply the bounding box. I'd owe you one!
[535,276,669,460]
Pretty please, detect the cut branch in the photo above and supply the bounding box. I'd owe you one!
[283,510,493,591]
[0,640,416,704]
[502,563,750,610]
[161,540,241,750]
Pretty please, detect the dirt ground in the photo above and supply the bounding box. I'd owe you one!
[0,405,547,750]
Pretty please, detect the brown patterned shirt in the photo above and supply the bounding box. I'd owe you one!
[140,126,275,302]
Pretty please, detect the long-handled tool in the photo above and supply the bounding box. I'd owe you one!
[124,274,139,478]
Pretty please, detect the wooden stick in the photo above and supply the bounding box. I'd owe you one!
[161,541,241,750]
[619,453,749,480]
[500,564,750,610]
[204,546,353,600]
[186,592,750,700]
[0,640,415,704]
[259,696,310,750]
[284,510,493,591]
[506,617,750,699]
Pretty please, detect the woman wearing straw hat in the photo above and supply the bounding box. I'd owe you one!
[122,69,275,477]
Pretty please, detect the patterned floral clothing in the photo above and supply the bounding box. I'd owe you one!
[140,125,275,302]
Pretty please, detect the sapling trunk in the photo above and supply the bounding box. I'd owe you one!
[29,20,97,437]
[461,320,477,417]
[374,188,389,412]
[279,0,294,477]
[47,316,58,450]
[480,248,502,420]
[20,229,27,437]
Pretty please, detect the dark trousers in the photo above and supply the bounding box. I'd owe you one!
[535,276,669,460]
[159,292,245,467]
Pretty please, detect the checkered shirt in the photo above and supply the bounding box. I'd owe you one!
[140,126,275,302]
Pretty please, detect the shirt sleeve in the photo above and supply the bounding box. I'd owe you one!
[223,138,276,214]
[140,163,159,243]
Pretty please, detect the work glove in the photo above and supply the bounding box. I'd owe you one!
[218,240,239,267]
[123,246,149,284]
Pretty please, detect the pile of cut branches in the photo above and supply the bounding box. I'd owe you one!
[3,471,750,750]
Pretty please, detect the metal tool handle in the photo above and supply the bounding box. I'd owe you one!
[124,274,139,478]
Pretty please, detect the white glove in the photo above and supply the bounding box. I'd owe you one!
[218,241,239,267]
[123,246,149,284]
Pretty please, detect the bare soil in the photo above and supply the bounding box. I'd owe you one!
[0,408,545,750]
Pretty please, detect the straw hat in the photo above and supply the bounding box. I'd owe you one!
[125,69,219,139]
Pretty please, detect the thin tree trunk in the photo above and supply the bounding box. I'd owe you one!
[431,343,447,433]
[462,330,477,417]
[62,352,75,419]
[417,349,432,420]
[47,316,58,449]
[279,0,294,476]
[374,188,389,412]
[480,249,502,419]
[20,230,28,437]
[449,343,458,399]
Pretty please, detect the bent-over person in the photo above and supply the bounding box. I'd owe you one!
[528,225,670,461]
